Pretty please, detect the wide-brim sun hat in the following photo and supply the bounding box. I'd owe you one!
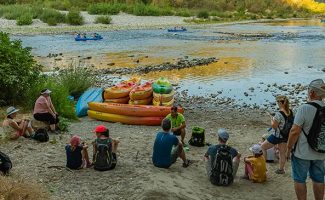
[309,79,325,95]
[249,144,263,154]
[6,106,19,116]
[41,89,52,94]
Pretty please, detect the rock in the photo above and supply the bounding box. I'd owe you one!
[322,68,325,72]
[128,55,135,57]
[244,92,249,97]
[249,87,255,91]
[284,72,288,74]
[308,66,313,68]
[86,56,92,59]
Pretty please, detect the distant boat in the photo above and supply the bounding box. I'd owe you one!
[75,35,103,41]
[168,28,187,32]
[321,19,325,23]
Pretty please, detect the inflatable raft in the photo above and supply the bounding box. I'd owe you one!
[129,81,153,100]
[75,36,103,41]
[168,28,187,32]
[75,87,103,117]
[103,77,141,99]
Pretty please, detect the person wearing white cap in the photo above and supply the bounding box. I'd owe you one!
[204,128,241,186]
[286,79,325,200]
[2,106,34,139]
[243,144,267,183]
[33,89,59,133]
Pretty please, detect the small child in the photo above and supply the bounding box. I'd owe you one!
[65,135,92,170]
[261,134,275,163]
[243,144,267,183]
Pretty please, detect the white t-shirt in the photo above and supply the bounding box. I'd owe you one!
[271,111,285,138]
[293,100,325,160]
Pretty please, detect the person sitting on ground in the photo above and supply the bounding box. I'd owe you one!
[165,106,187,146]
[260,133,275,163]
[204,128,241,186]
[2,106,34,140]
[261,95,293,174]
[243,144,267,183]
[65,135,92,170]
[92,125,119,171]
[152,118,191,168]
[0,151,12,175]
[33,89,59,134]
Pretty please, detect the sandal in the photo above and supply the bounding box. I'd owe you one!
[182,159,192,168]
[275,169,285,174]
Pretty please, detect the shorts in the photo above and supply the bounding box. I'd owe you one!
[291,154,325,183]
[173,129,182,136]
[34,113,59,125]
[171,146,181,164]
[267,134,287,145]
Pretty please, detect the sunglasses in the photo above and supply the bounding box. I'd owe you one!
[277,100,285,104]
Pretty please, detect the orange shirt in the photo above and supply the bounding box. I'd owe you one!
[246,155,267,183]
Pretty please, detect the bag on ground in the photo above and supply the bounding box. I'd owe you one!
[279,110,294,139]
[189,126,205,147]
[32,128,49,142]
[210,145,233,186]
[303,102,325,153]
[94,138,113,171]
[0,151,12,175]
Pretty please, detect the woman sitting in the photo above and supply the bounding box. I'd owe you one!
[2,106,34,140]
[33,89,59,133]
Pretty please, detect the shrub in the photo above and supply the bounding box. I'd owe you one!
[132,4,173,16]
[66,10,84,25]
[95,15,112,24]
[197,10,209,19]
[16,13,33,26]
[176,9,191,17]
[0,32,41,105]
[40,9,66,25]
[88,3,127,15]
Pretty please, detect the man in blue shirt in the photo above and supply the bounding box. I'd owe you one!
[152,118,191,168]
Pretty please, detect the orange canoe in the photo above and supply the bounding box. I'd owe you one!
[129,97,153,105]
[104,96,130,104]
[88,110,164,126]
[129,81,153,100]
[88,102,184,117]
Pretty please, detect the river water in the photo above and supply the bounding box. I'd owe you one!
[15,19,325,107]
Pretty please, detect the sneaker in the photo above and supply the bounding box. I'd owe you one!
[275,169,285,174]
[86,163,93,168]
[182,159,192,168]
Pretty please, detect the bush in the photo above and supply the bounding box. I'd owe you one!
[197,10,209,19]
[16,13,33,26]
[66,10,84,25]
[132,4,173,16]
[40,9,66,25]
[176,9,191,17]
[88,3,127,15]
[0,32,41,105]
[95,15,112,24]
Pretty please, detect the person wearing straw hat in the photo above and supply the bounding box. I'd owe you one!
[243,144,267,183]
[286,79,325,200]
[2,106,34,140]
[33,89,59,133]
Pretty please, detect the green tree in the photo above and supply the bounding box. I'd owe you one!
[0,32,41,105]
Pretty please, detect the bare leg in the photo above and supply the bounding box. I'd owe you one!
[261,141,274,161]
[178,144,187,162]
[295,182,307,200]
[180,128,186,145]
[278,143,287,170]
[82,149,91,165]
[50,124,56,131]
[20,121,28,136]
[232,157,240,177]
[112,139,120,153]
[312,182,324,200]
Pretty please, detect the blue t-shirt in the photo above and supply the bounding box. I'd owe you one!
[65,145,83,169]
[152,132,179,168]
[206,144,238,162]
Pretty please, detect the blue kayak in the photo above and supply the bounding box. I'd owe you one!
[76,87,103,117]
[75,36,103,41]
[168,28,187,32]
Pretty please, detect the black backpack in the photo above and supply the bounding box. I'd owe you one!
[210,145,233,186]
[94,138,113,171]
[279,110,294,139]
[32,128,49,142]
[302,102,325,153]
[0,151,12,175]
[189,126,205,147]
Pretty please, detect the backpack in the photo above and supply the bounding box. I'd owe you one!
[0,151,12,175]
[278,110,294,139]
[32,128,49,142]
[189,126,205,147]
[210,145,233,186]
[302,102,325,153]
[94,138,113,171]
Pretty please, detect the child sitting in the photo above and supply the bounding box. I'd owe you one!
[92,125,119,171]
[260,134,275,163]
[243,144,267,183]
[65,135,92,170]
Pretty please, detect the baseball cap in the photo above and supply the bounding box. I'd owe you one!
[94,125,108,133]
[249,144,262,154]
[217,128,229,141]
[309,79,325,95]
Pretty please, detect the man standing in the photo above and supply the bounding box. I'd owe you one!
[165,106,186,145]
[152,118,191,168]
[286,79,325,200]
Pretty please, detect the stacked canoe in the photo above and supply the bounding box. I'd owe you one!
[88,102,184,126]
[129,81,153,105]
[152,77,175,106]
[103,77,140,104]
